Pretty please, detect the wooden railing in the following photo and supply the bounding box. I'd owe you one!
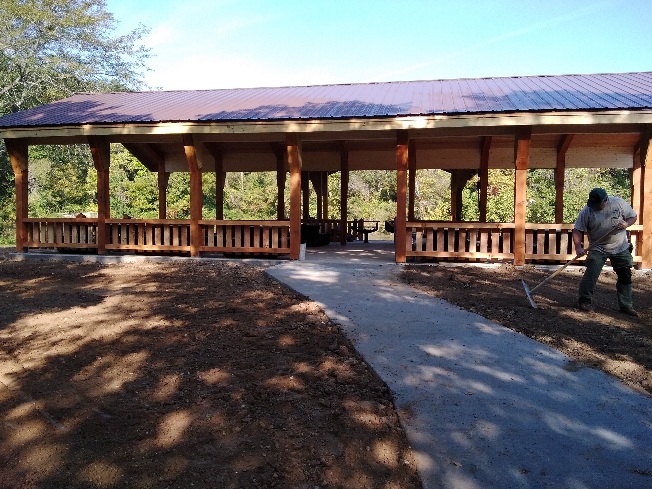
[19,218,643,264]
[406,222,515,261]
[304,218,381,242]
[21,218,291,256]
[23,218,98,249]
[199,220,290,255]
[406,222,644,264]
[106,219,191,252]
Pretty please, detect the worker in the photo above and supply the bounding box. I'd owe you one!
[573,187,638,316]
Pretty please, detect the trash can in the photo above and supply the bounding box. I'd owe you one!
[299,243,306,261]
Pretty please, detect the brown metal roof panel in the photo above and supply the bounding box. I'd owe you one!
[1,72,652,129]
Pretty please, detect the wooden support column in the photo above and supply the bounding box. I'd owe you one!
[313,172,323,219]
[340,144,349,245]
[206,143,225,220]
[395,130,408,263]
[322,172,329,220]
[479,137,491,222]
[514,127,531,266]
[640,128,652,269]
[555,134,573,223]
[301,171,310,220]
[632,144,642,222]
[287,134,302,260]
[89,136,110,255]
[5,139,28,252]
[272,144,286,220]
[408,140,416,221]
[157,162,169,220]
[183,135,202,257]
[450,170,476,221]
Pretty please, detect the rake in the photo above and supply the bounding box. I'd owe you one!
[521,226,617,308]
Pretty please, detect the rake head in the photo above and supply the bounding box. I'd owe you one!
[521,279,538,309]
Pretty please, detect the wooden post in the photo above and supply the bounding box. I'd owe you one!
[310,171,324,219]
[450,170,476,221]
[205,143,225,220]
[632,146,641,223]
[395,130,408,263]
[514,127,531,266]
[322,171,329,220]
[640,128,651,269]
[158,161,169,220]
[287,134,302,260]
[555,134,573,223]
[89,136,110,255]
[183,134,202,257]
[408,140,416,221]
[479,137,491,222]
[340,144,349,245]
[301,171,310,220]
[272,144,286,220]
[5,139,28,252]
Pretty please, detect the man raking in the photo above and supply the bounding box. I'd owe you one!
[573,188,638,316]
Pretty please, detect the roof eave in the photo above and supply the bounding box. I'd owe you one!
[2,109,652,144]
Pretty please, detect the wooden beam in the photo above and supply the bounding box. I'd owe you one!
[301,171,310,220]
[158,161,169,220]
[632,146,641,223]
[640,127,652,269]
[513,127,531,266]
[395,130,408,263]
[450,169,476,221]
[5,139,28,252]
[322,172,329,220]
[340,143,349,245]
[122,143,163,172]
[183,134,202,257]
[555,134,573,223]
[479,136,491,222]
[271,143,286,220]
[408,139,416,221]
[88,136,111,254]
[205,143,225,220]
[287,134,302,260]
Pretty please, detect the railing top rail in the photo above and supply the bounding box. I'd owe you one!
[24,217,98,223]
[407,221,516,229]
[106,218,190,225]
[199,219,290,225]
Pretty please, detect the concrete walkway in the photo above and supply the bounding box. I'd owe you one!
[267,242,652,489]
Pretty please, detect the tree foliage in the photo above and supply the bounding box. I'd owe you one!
[0,0,150,242]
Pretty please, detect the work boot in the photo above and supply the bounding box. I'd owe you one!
[619,307,640,317]
[578,302,593,312]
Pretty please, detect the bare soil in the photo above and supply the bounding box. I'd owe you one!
[0,254,421,489]
[401,263,652,396]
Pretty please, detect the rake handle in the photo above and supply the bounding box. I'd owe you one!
[527,225,618,295]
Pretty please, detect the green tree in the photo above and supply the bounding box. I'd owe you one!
[0,0,150,242]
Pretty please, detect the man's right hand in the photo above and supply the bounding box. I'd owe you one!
[576,245,586,257]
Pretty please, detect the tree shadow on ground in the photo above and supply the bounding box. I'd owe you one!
[0,259,421,489]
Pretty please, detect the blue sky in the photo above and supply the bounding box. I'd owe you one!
[105,0,652,91]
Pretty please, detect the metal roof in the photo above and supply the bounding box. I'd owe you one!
[1,72,652,128]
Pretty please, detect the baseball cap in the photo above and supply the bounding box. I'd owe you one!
[587,188,608,209]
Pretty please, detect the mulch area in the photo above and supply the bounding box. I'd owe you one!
[0,254,421,489]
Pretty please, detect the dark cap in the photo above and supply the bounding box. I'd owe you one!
[587,188,608,209]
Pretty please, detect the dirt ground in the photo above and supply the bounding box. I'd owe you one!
[402,263,652,396]
[0,254,422,489]
[2,251,652,489]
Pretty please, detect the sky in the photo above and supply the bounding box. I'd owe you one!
[104,0,652,91]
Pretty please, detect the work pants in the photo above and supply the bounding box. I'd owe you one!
[578,248,633,308]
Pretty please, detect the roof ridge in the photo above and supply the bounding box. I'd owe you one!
[71,71,652,96]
